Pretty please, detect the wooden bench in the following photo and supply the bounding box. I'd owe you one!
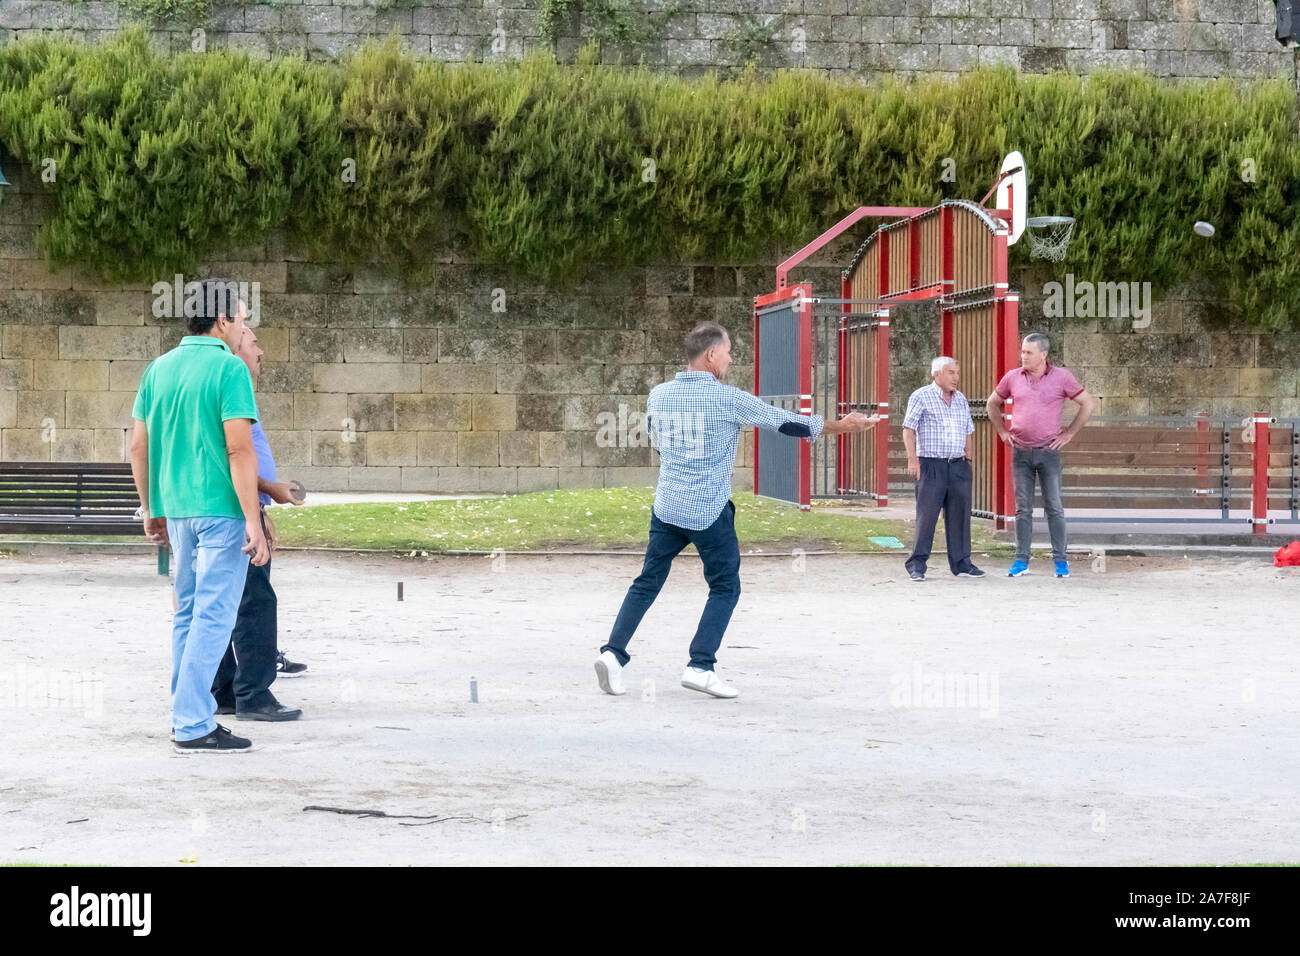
[0,461,168,574]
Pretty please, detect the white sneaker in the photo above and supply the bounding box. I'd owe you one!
[594,651,626,696]
[680,666,739,699]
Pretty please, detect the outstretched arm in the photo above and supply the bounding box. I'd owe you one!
[733,389,877,441]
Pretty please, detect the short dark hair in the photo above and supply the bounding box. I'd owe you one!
[684,322,728,362]
[185,278,244,335]
[1024,332,1050,353]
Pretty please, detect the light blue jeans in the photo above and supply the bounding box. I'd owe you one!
[167,517,250,741]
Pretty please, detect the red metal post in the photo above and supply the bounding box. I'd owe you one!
[908,218,921,291]
[994,289,1019,530]
[797,285,814,510]
[752,297,761,496]
[1195,413,1208,498]
[1252,412,1270,536]
[940,204,955,356]
[838,272,850,495]
[878,228,891,296]
[876,308,891,505]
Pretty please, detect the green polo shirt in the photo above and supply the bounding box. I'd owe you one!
[132,335,259,519]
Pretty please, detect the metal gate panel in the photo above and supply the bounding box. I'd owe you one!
[951,301,998,519]
[753,285,813,508]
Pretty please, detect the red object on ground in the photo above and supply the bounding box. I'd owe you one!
[1274,541,1300,567]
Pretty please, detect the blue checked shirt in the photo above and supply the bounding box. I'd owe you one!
[648,370,825,530]
[902,382,974,458]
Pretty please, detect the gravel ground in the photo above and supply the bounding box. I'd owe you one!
[1,548,1297,866]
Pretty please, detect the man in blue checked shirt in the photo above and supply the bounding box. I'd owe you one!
[902,356,983,582]
[595,321,878,700]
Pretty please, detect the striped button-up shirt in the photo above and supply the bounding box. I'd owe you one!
[902,382,974,458]
[648,370,825,530]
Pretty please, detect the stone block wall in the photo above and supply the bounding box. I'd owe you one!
[2,159,1297,495]
[0,1,1292,82]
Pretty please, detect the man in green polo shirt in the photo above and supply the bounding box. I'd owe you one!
[130,279,270,755]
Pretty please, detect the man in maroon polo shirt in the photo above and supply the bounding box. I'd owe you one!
[987,333,1098,578]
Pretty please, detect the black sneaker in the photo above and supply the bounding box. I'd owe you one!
[909,570,925,582]
[174,724,254,755]
[236,702,302,722]
[955,566,986,577]
[276,651,307,678]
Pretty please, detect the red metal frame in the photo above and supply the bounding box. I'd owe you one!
[797,290,813,508]
[995,293,1019,528]
[769,199,1017,518]
[838,273,850,494]
[875,308,891,504]
[1252,413,1270,536]
[1195,413,1208,496]
[776,206,929,290]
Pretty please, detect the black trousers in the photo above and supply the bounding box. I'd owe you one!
[905,457,974,575]
[212,520,278,712]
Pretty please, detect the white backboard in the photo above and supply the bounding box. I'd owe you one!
[995,151,1028,246]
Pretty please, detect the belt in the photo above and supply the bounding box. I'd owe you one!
[921,455,969,463]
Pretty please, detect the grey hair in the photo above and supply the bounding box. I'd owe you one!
[931,356,956,376]
[1023,332,1050,353]
[684,322,728,362]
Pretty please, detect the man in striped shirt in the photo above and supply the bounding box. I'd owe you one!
[902,356,981,581]
[595,321,878,700]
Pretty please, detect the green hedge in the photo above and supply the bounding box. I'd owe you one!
[1,28,1298,329]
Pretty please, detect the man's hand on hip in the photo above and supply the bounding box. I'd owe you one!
[1048,432,1075,450]
[997,430,1013,446]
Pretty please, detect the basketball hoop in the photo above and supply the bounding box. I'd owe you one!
[1024,215,1075,261]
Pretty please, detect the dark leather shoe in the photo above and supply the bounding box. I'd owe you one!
[216,704,236,715]
[235,703,302,722]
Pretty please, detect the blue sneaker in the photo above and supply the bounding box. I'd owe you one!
[1054,559,1069,578]
[1007,560,1029,577]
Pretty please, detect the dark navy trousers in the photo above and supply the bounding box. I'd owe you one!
[905,457,974,575]
[603,500,741,672]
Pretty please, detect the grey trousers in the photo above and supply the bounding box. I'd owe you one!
[1013,445,1068,562]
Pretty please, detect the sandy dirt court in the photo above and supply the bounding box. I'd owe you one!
[1,547,1297,866]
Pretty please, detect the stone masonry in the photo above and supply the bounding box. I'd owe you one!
[2,156,1297,493]
[0,1,1293,83]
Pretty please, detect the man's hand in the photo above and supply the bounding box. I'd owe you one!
[907,456,920,480]
[143,516,169,548]
[997,430,1013,446]
[266,481,298,506]
[243,519,271,566]
[1048,431,1075,451]
[843,412,879,431]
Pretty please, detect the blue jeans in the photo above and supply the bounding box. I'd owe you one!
[1013,445,1068,562]
[167,517,251,741]
[603,500,741,672]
